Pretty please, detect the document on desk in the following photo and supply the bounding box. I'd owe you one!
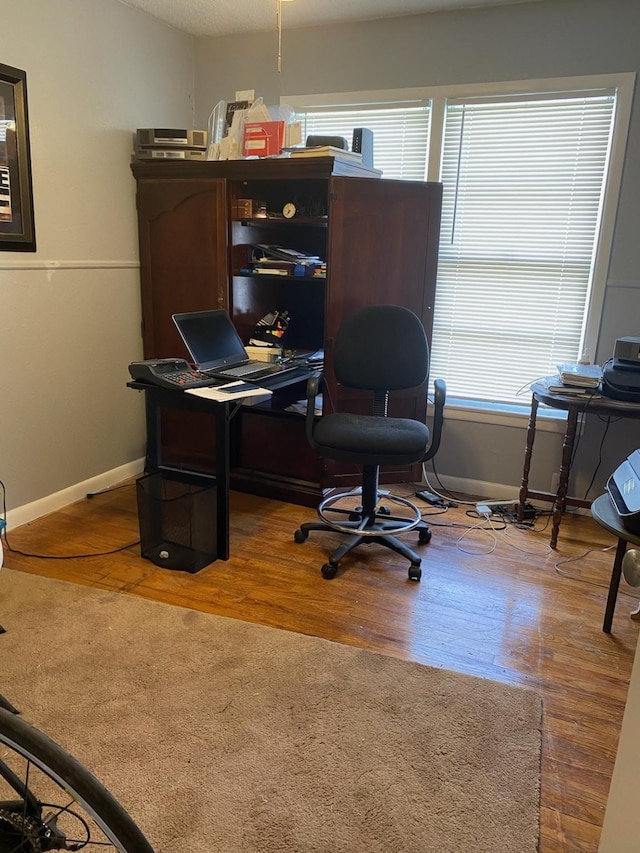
[185,382,273,405]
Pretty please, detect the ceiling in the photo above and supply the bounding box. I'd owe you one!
[118,0,538,38]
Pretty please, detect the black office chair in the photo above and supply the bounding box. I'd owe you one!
[294,304,446,581]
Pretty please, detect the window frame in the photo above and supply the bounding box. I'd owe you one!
[284,73,636,422]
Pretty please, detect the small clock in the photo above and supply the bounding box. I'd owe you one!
[282,202,297,219]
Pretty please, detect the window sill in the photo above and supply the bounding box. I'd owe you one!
[428,396,567,434]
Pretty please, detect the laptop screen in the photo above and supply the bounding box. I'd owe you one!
[172,309,248,370]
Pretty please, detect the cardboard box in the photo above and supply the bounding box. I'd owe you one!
[242,120,285,157]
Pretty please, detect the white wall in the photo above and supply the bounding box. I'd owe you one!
[599,625,640,852]
[195,0,640,501]
[0,0,195,515]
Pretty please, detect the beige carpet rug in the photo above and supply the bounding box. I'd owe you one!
[0,569,541,852]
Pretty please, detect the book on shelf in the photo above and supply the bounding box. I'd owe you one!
[557,362,602,387]
[285,145,363,162]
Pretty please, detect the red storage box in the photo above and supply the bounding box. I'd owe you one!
[242,120,285,157]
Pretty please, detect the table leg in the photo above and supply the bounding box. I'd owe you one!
[518,396,539,522]
[603,538,626,633]
[144,395,161,473]
[550,406,579,549]
[215,402,231,561]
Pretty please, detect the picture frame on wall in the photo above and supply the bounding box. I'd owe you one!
[0,62,35,252]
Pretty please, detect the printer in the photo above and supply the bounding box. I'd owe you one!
[606,449,640,534]
[602,336,640,402]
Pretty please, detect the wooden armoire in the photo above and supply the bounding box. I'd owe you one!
[131,157,442,507]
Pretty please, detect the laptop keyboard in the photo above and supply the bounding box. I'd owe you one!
[221,363,275,378]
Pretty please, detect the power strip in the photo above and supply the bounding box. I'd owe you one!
[415,489,445,505]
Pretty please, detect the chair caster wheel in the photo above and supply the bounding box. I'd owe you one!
[379,505,391,516]
[321,563,338,580]
[418,529,432,544]
[294,529,308,544]
[408,565,422,582]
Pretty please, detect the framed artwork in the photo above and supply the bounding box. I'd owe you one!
[0,63,35,251]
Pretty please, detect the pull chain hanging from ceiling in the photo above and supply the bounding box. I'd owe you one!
[276,0,295,72]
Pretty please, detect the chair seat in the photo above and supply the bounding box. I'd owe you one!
[313,413,430,465]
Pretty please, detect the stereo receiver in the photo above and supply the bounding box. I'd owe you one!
[136,128,207,149]
[614,336,640,364]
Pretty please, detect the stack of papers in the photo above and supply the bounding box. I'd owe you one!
[557,362,602,388]
[284,145,362,163]
[544,363,603,396]
[185,382,272,404]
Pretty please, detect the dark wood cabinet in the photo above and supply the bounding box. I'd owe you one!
[132,158,442,506]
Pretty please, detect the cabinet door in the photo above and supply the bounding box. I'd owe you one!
[135,178,229,474]
[322,177,443,488]
[136,178,228,359]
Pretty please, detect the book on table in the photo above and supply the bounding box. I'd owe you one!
[557,362,603,388]
[544,376,601,396]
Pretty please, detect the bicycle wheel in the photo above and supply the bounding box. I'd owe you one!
[0,706,154,852]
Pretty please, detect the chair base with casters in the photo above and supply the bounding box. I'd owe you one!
[294,464,431,581]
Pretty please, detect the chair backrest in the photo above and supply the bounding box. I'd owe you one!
[333,304,429,392]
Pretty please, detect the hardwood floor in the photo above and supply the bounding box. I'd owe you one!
[3,482,638,852]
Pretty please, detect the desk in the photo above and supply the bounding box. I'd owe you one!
[518,381,640,549]
[129,368,314,564]
[129,381,237,561]
[591,493,640,633]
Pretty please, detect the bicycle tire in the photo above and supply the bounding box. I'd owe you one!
[0,707,154,852]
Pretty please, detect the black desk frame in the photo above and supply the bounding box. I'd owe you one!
[130,382,241,561]
[129,369,315,563]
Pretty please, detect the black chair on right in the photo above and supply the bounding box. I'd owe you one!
[294,304,446,581]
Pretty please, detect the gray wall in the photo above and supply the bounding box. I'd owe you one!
[1,0,195,517]
[195,0,640,500]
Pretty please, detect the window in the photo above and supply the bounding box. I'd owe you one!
[287,75,633,409]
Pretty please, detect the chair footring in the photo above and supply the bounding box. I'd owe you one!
[317,488,421,537]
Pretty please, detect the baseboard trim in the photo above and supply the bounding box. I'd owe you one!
[433,473,590,515]
[6,459,145,531]
[429,473,520,503]
[6,466,589,534]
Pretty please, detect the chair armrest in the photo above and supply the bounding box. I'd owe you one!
[422,378,446,462]
[305,371,323,446]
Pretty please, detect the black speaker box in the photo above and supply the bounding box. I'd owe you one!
[352,128,374,168]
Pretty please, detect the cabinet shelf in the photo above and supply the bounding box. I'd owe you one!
[235,215,328,228]
[235,271,326,281]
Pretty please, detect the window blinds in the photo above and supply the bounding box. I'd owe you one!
[295,105,430,180]
[430,94,616,404]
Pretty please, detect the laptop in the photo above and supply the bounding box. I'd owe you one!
[172,309,299,382]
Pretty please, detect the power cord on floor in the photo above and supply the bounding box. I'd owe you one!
[4,537,140,560]
[0,480,139,560]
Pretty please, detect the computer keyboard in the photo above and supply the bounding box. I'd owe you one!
[222,363,272,378]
